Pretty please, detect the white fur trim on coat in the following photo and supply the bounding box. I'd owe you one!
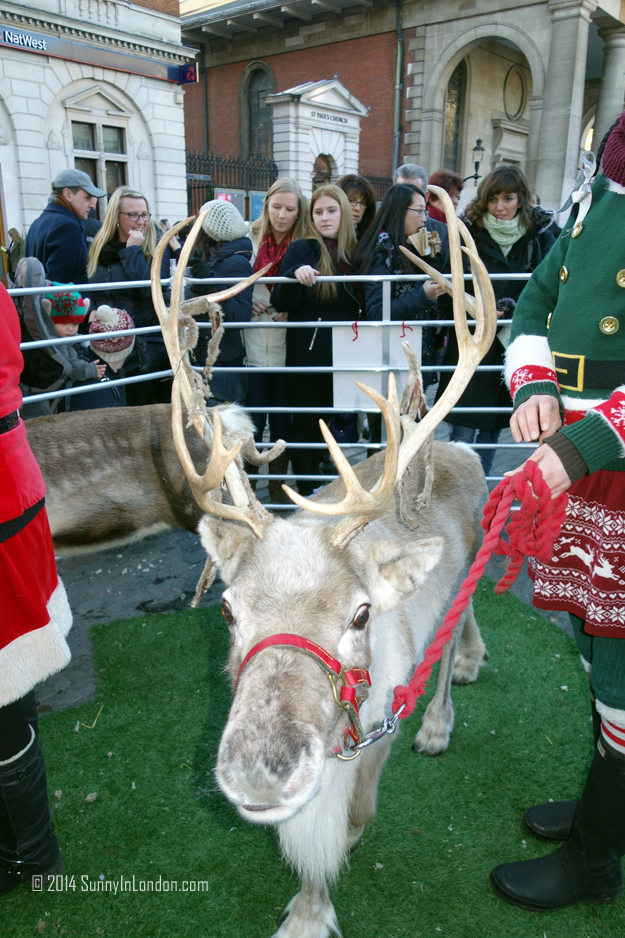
[504,334,554,390]
[596,699,625,729]
[607,179,625,196]
[0,578,72,707]
[561,394,608,413]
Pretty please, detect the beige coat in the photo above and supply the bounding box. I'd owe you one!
[243,239,287,368]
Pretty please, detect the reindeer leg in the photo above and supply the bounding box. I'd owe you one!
[413,620,463,755]
[452,597,488,685]
[272,877,342,938]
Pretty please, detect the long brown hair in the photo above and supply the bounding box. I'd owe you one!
[249,178,308,244]
[464,164,534,230]
[87,187,156,277]
[307,185,356,303]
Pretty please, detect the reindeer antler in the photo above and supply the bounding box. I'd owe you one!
[282,375,401,545]
[283,185,497,546]
[151,212,279,537]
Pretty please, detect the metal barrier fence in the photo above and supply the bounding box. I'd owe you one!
[14,272,536,508]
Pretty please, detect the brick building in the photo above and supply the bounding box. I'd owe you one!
[181,0,625,209]
[0,0,192,235]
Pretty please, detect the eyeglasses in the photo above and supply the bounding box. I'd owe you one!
[119,212,151,222]
[348,198,368,208]
[407,208,427,217]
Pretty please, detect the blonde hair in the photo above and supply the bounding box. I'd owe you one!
[249,178,308,244]
[307,185,356,304]
[87,187,157,277]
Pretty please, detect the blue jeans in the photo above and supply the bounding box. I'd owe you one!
[447,423,500,477]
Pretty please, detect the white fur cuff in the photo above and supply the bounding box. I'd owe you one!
[504,334,553,388]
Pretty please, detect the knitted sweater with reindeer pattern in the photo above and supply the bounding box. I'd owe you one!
[505,172,625,477]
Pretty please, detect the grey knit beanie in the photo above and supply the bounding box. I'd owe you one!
[200,199,248,242]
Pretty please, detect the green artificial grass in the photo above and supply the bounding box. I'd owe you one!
[6,579,625,937]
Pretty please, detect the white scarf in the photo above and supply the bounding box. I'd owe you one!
[482,212,526,256]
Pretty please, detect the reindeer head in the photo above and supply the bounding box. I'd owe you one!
[151,189,496,823]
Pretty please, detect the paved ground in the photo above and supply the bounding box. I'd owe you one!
[36,416,572,719]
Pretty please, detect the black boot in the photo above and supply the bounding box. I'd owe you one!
[0,727,63,898]
[268,453,292,505]
[522,687,601,842]
[490,737,625,911]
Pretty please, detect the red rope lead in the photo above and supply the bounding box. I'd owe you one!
[392,461,568,718]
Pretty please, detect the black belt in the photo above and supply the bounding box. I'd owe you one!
[0,497,45,544]
[552,354,625,392]
[0,410,18,435]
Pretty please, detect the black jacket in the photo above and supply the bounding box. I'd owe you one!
[26,201,89,285]
[272,239,360,367]
[189,237,254,364]
[436,207,548,432]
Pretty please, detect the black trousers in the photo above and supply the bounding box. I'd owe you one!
[287,373,333,496]
[0,692,37,762]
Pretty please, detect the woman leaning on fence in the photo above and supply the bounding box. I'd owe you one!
[434,163,554,476]
[244,178,308,502]
[87,186,172,407]
[271,184,359,496]
[487,113,625,914]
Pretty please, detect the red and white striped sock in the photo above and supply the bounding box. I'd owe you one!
[601,718,625,756]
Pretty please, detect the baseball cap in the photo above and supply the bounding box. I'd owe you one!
[52,169,106,198]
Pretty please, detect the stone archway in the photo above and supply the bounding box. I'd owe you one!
[419,23,545,186]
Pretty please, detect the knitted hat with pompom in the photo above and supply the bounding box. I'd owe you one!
[200,199,248,242]
[89,305,135,363]
[46,284,87,323]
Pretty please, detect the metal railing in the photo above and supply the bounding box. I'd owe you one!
[14,271,535,508]
[186,151,279,215]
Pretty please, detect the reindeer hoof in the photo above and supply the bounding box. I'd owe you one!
[452,644,489,685]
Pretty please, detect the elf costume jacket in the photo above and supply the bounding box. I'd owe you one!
[504,171,625,636]
[0,285,72,707]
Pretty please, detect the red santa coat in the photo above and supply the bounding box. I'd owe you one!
[0,284,72,707]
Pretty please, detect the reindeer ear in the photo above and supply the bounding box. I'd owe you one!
[361,536,444,612]
[41,298,52,316]
[198,515,255,584]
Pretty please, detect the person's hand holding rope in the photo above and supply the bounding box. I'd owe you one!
[506,393,571,497]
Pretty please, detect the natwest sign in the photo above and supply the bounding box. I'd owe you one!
[0,26,193,84]
[3,29,47,51]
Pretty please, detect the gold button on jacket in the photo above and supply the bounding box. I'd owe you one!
[617,269,625,288]
[559,266,568,283]
[572,222,583,238]
[599,316,619,335]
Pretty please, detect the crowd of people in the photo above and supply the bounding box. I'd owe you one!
[13,158,559,488]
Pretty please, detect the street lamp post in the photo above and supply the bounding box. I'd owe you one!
[464,138,485,187]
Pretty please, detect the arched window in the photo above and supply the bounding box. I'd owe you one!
[248,69,273,159]
[443,61,467,172]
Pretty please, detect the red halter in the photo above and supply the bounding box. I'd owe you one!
[235,633,371,760]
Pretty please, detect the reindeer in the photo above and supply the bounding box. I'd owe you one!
[150,189,497,938]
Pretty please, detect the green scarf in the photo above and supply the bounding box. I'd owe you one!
[482,212,526,256]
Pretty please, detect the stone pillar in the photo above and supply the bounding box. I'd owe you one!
[593,27,625,149]
[533,0,598,209]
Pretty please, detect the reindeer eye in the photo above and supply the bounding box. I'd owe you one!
[222,601,234,624]
[352,605,370,630]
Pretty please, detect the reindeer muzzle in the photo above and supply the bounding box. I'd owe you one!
[234,634,371,760]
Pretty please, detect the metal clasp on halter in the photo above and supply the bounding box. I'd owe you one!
[350,704,406,751]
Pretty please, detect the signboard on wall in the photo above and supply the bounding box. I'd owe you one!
[215,188,245,218]
[249,191,266,222]
[0,26,187,82]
